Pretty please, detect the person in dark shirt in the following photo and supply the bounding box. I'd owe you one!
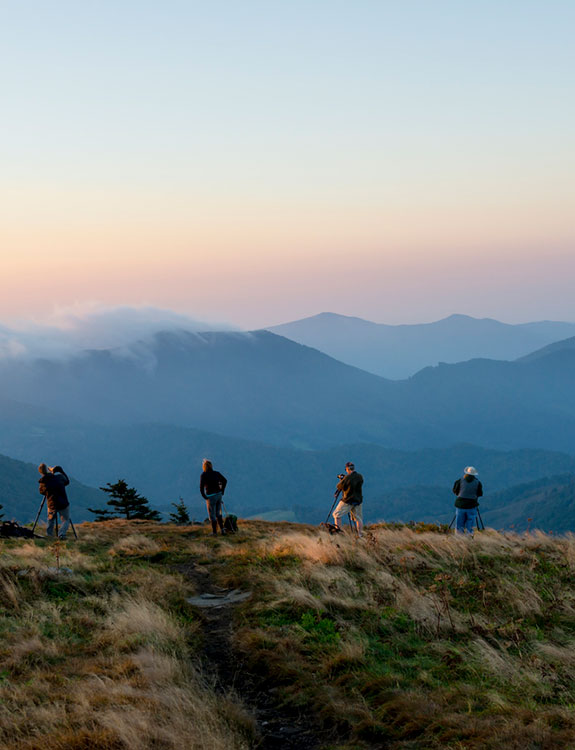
[452,466,483,535]
[200,459,228,536]
[333,461,364,537]
[38,463,71,540]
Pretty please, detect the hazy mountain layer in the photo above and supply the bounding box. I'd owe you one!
[0,330,403,448]
[2,328,575,453]
[518,334,575,362]
[269,312,575,378]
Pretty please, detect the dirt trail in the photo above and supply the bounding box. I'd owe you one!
[180,558,322,750]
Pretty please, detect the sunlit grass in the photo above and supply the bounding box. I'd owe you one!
[2,519,575,748]
[0,525,254,750]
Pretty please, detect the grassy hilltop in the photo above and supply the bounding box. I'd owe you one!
[1,521,575,749]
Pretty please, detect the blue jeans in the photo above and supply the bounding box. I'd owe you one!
[205,492,223,522]
[455,507,477,535]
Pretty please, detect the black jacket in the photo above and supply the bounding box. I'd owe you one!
[39,470,70,512]
[336,471,364,505]
[200,470,227,499]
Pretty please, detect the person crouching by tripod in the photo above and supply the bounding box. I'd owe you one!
[38,464,71,540]
[452,466,483,535]
[333,461,364,537]
[200,459,228,536]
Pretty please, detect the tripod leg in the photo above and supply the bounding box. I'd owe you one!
[448,514,456,530]
[32,497,46,535]
[477,510,485,530]
[70,520,78,540]
[324,492,340,526]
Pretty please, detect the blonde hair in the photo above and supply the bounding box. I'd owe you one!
[202,459,213,472]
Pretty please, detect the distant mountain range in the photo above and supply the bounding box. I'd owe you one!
[0,321,575,530]
[0,330,401,448]
[268,312,575,378]
[1,328,575,453]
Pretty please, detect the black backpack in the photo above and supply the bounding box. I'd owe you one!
[224,514,238,533]
[0,521,36,539]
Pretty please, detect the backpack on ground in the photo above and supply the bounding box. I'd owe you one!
[224,514,238,533]
[0,521,36,539]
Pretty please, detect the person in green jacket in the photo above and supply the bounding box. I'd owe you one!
[333,461,364,537]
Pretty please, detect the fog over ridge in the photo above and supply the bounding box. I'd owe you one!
[0,305,238,361]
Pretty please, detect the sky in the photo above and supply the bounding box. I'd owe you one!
[1,0,574,329]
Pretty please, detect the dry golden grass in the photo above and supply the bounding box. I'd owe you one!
[0,571,20,610]
[1,649,253,750]
[109,534,162,557]
[208,522,575,748]
[4,519,575,749]
[0,541,97,573]
[0,531,255,750]
[102,597,184,649]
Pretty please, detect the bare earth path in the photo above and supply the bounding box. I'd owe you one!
[179,558,323,750]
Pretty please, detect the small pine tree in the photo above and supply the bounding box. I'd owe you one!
[88,479,162,522]
[169,498,191,525]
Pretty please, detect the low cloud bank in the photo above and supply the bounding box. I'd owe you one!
[0,306,236,360]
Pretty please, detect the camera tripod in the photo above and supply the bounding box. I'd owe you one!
[320,489,360,537]
[32,497,78,540]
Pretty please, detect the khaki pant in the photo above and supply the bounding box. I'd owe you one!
[333,501,363,522]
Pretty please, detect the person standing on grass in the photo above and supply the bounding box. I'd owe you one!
[333,461,364,537]
[452,466,483,535]
[38,463,71,540]
[200,459,228,536]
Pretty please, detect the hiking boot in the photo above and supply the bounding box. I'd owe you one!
[221,528,227,535]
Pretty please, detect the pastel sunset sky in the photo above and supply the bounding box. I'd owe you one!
[2,0,574,328]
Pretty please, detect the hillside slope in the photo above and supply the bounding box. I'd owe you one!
[2,520,575,749]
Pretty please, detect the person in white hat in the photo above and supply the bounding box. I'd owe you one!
[452,466,483,535]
